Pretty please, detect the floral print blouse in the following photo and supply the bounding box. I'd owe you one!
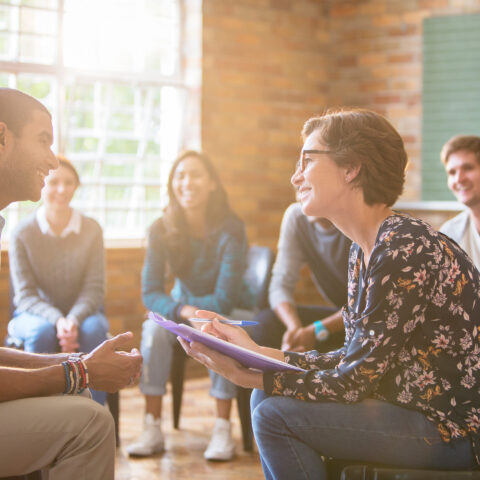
[263,213,480,463]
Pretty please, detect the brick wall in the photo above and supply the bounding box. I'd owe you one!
[328,0,480,202]
[202,0,480,241]
[202,0,332,249]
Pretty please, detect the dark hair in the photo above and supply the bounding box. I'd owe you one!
[0,88,51,136]
[57,155,80,185]
[440,135,480,166]
[161,150,232,275]
[302,108,408,207]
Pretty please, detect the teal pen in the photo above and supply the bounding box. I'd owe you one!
[189,317,258,326]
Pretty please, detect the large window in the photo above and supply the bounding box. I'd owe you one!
[0,0,201,239]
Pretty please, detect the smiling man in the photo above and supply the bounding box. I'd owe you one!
[440,135,480,269]
[0,89,58,208]
[0,88,142,480]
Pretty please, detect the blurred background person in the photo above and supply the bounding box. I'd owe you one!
[127,150,253,461]
[251,202,350,352]
[440,135,480,269]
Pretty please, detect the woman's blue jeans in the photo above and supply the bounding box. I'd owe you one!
[9,311,109,405]
[251,389,475,480]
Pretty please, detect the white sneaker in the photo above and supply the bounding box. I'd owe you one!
[204,418,236,461]
[126,413,165,457]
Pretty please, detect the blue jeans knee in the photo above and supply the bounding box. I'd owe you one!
[10,312,57,353]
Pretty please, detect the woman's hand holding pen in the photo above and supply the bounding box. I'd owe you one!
[194,310,261,352]
[177,334,263,389]
[177,309,263,389]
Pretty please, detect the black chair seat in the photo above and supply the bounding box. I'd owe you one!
[340,465,480,480]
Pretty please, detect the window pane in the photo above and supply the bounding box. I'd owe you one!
[74,184,100,206]
[0,0,201,239]
[16,75,52,99]
[63,0,180,74]
[106,139,138,155]
[0,32,11,59]
[20,0,58,8]
[75,160,96,179]
[145,186,162,203]
[0,72,10,87]
[108,112,134,132]
[19,33,56,63]
[102,162,135,178]
[111,84,134,105]
[66,83,95,102]
[67,137,99,153]
[105,185,131,203]
[143,160,161,178]
[19,6,57,36]
[69,110,94,129]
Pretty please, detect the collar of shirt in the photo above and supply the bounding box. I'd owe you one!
[36,205,81,238]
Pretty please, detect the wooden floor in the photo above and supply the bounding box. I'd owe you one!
[115,374,264,480]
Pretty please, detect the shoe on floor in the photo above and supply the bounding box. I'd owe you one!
[126,413,165,457]
[204,418,236,461]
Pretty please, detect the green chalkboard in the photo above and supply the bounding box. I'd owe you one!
[422,14,480,200]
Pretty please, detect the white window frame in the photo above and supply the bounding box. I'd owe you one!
[0,0,201,240]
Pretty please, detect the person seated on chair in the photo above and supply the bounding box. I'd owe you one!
[180,109,480,479]
[439,135,480,269]
[0,87,142,480]
[127,150,253,461]
[8,155,109,405]
[251,202,350,352]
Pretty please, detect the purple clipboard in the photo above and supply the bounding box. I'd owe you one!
[149,312,305,373]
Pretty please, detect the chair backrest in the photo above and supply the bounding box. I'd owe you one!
[243,245,275,311]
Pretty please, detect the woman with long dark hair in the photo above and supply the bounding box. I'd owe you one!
[127,150,252,461]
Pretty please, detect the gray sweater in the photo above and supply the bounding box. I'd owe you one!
[269,203,351,309]
[9,212,105,325]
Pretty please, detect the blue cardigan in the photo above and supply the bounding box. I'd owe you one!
[142,214,253,322]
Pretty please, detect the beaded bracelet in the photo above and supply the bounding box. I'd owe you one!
[314,320,329,341]
[62,359,89,395]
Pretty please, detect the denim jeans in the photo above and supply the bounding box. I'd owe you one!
[250,389,475,480]
[9,311,109,405]
[139,317,237,399]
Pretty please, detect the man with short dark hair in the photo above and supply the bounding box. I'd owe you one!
[0,88,142,480]
[440,135,480,269]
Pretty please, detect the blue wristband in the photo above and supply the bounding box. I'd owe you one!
[314,320,329,341]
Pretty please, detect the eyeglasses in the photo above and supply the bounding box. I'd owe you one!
[296,149,335,173]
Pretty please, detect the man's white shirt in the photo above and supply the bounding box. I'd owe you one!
[440,210,480,270]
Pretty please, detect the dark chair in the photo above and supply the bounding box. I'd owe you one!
[169,245,275,451]
[340,464,480,479]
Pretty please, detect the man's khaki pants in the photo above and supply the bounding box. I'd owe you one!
[0,394,115,479]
